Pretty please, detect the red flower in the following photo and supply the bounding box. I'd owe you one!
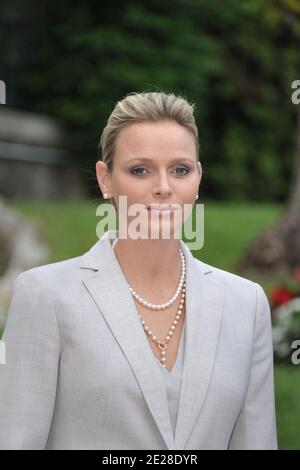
[270,287,295,307]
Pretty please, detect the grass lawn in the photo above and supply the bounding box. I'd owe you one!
[1,199,299,449]
[274,365,300,449]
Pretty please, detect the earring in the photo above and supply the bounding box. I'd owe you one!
[195,195,199,200]
[103,193,108,199]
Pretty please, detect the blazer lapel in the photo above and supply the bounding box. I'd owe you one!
[80,230,177,450]
[173,243,225,449]
[80,230,224,451]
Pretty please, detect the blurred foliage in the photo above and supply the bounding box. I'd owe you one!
[0,0,299,200]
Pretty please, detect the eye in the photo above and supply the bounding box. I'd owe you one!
[174,166,190,175]
[130,167,147,176]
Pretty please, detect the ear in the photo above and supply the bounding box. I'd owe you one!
[96,161,112,197]
[197,161,202,184]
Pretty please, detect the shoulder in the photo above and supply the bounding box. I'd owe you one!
[194,256,258,290]
[12,254,83,293]
[193,257,268,312]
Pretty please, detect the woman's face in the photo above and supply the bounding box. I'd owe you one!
[96,119,202,238]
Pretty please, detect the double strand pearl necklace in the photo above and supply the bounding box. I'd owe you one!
[112,238,186,369]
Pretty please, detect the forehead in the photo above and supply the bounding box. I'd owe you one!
[114,120,196,160]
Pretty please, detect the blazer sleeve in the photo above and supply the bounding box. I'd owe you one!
[228,283,278,450]
[0,270,61,450]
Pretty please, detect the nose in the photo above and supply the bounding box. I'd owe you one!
[153,171,173,198]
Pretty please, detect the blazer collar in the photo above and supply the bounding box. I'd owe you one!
[80,230,224,450]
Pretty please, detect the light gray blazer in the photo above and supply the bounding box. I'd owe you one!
[0,229,278,450]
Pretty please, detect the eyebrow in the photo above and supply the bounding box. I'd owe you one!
[127,157,195,164]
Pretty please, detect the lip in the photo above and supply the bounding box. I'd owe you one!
[147,204,179,211]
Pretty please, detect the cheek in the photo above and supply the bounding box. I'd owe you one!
[179,178,198,199]
[112,176,148,203]
[178,179,199,217]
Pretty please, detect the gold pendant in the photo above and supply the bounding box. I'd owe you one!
[157,341,167,350]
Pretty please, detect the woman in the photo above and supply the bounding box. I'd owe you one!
[0,92,277,450]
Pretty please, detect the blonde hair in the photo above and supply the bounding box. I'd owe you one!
[99,91,200,173]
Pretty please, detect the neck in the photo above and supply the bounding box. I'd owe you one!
[113,236,183,291]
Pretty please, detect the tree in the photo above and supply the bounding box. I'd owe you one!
[237,0,300,276]
[0,0,298,204]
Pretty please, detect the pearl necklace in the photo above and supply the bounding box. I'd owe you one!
[112,237,186,369]
[139,282,186,368]
[112,238,186,310]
